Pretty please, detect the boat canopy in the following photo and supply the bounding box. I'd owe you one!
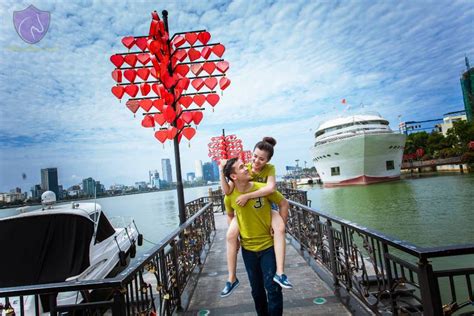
[0,213,94,287]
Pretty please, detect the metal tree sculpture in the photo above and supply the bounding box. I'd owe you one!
[208,130,252,163]
[110,10,231,224]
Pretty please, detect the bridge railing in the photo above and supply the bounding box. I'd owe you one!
[0,197,216,316]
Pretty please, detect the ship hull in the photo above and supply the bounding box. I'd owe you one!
[313,133,406,186]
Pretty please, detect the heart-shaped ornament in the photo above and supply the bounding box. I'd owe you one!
[121,36,135,49]
[176,118,184,130]
[154,130,168,143]
[212,44,225,57]
[179,96,193,108]
[148,40,161,54]
[125,84,139,97]
[201,46,212,59]
[204,77,218,89]
[111,86,125,99]
[135,37,148,51]
[185,32,198,46]
[219,77,231,90]
[182,127,196,140]
[153,99,165,112]
[192,111,203,124]
[150,68,159,79]
[168,126,178,139]
[188,48,201,62]
[163,106,176,123]
[140,99,153,112]
[206,93,220,106]
[175,64,189,77]
[177,77,190,90]
[154,113,166,126]
[110,55,124,68]
[197,32,211,45]
[193,94,206,107]
[141,115,155,128]
[203,62,216,75]
[216,61,229,73]
[124,69,136,83]
[136,68,150,81]
[174,50,187,62]
[111,69,122,83]
[173,35,186,48]
[190,63,203,76]
[181,112,194,124]
[137,53,150,65]
[191,78,204,91]
[126,100,140,114]
[124,54,137,67]
[140,83,151,96]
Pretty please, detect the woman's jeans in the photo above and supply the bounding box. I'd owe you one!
[241,246,283,316]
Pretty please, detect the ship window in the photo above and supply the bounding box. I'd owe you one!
[386,160,395,170]
[389,146,393,149]
[327,154,331,157]
[334,153,339,155]
[331,167,340,176]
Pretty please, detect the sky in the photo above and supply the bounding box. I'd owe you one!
[0,0,473,193]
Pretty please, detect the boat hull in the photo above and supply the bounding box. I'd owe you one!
[313,132,406,186]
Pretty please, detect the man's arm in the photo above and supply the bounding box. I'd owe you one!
[236,175,276,206]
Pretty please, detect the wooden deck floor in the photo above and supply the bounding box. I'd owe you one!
[183,213,351,315]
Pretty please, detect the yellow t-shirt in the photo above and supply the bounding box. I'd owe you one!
[224,182,284,252]
[246,163,275,184]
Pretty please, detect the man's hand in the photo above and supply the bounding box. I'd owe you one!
[236,194,250,206]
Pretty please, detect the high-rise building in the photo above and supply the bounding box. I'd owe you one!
[162,159,172,183]
[212,161,219,181]
[31,184,43,199]
[203,162,219,182]
[41,168,59,197]
[195,160,203,179]
[149,170,161,189]
[82,177,96,197]
[186,172,195,182]
[460,56,474,122]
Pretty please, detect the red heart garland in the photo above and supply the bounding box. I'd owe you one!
[124,54,137,67]
[201,46,212,59]
[124,69,136,83]
[150,68,159,79]
[179,96,193,108]
[140,83,151,96]
[154,130,168,143]
[193,94,206,107]
[153,113,166,126]
[152,84,164,97]
[153,99,165,111]
[206,93,220,106]
[140,99,153,112]
[141,115,155,128]
[197,32,211,45]
[204,77,218,89]
[178,77,190,90]
[219,77,231,90]
[175,64,190,77]
[216,61,229,73]
[192,111,203,124]
[203,62,216,75]
[125,84,139,97]
[174,50,187,62]
[137,53,150,65]
[181,112,194,124]
[148,40,161,54]
[110,55,124,68]
[185,32,198,46]
[182,127,196,140]
[136,68,150,81]
[212,44,225,57]
[135,38,148,51]
[111,86,125,99]
[122,36,135,49]
[111,69,122,82]
[126,100,140,114]
[190,63,203,76]
[176,118,184,130]
[168,126,178,139]
[173,35,186,48]
[163,106,176,123]
[191,78,204,91]
[188,48,201,61]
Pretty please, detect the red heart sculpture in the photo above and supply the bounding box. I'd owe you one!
[175,64,189,77]
[150,68,159,79]
[173,35,186,48]
[212,44,225,57]
[204,77,218,89]
[163,106,176,123]
[168,126,178,139]
[203,62,216,75]
[122,36,135,49]
[182,127,196,140]
[111,69,122,82]
[110,55,124,68]
[153,99,165,111]
[176,118,185,130]
[206,93,220,106]
[124,69,136,83]
[125,84,139,97]
[197,32,211,45]
[193,94,206,107]
[181,111,194,124]
[137,68,150,81]
[154,130,168,143]
[191,78,204,91]
[140,99,153,112]
[219,77,231,90]
[175,50,187,62]
[126,100,140,114]
[137,53,150,65]
[216,61,229,73]
[135,37,148,51]
[201,47,212,59]
[179,96,193,108]
[188,48,201,61]
[190,63,203,76]
[192,111,203,124]
[111,86,125,99]
[140,83,151,96]
[124,54,137,67]
[154,113,166,126]
[185,32,198,45]
[141,115,155,128]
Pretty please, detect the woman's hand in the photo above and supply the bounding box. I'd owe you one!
[236,194,250,206]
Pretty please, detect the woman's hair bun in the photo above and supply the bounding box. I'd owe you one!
[262,137,276,147]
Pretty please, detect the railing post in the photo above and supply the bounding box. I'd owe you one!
[382,244,397,315]
[326,220,339,287]
[112,288,126,316]
[418,257,442,316]
[170,240,183,311]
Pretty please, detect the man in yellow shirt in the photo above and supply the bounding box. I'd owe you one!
[223,158,289,316]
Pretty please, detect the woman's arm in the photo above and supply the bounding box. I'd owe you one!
[219,159,234,195]
[236,175,276,206]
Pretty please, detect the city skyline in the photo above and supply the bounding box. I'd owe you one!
[1,1,473,192]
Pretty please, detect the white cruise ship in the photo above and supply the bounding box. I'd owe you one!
[312,113,406,186]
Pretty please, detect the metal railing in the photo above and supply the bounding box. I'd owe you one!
[283,188,474,315]
[402,157,463,169]
[0,197,216,316]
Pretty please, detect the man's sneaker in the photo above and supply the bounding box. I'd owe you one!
[220,279,240,297]
[273,273,293,289]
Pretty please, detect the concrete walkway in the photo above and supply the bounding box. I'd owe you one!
[184,213,351,315]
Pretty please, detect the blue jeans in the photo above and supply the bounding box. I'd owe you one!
[241,246,283,316]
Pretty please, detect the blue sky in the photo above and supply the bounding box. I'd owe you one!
[0,0,473,193]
